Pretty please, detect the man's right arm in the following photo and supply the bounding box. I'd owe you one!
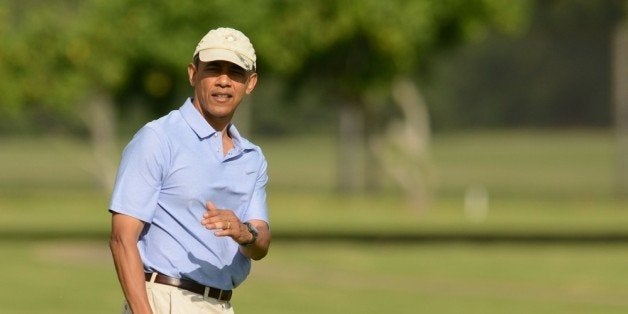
[110,213,152,314]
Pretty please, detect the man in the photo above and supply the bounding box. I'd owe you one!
[109,27,271,314]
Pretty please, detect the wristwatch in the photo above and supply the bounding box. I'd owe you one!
[242,222,259,246]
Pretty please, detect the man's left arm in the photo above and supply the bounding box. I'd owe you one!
[237,219,270,260]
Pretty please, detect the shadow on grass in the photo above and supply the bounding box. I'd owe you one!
[4,229,628,244]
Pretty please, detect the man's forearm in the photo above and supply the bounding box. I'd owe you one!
[110,213,152,314]
[110,236,152,314]
[239,221,271,260]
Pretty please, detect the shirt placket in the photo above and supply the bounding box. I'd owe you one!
[210,132,223,161]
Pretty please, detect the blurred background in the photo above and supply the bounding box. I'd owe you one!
[1,0,628,313]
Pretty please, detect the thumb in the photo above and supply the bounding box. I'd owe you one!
[205,201,218,213]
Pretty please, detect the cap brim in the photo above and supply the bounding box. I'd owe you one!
[197,49,253,71]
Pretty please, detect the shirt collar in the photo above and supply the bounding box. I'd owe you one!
[180,98,215,139]
[180,98,256,150]
[228,123,256,151]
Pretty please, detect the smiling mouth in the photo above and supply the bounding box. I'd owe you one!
[212,93,232,102]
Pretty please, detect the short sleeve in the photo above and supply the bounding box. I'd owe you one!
[109,125,168,223]
[243,157,269,223]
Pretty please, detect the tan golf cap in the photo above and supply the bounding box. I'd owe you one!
[193,27,257,71]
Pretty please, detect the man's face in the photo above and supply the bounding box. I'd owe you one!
[188,60,257,127]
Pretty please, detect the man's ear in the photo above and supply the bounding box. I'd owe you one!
[245,73,258,94]
[187,63,197,86]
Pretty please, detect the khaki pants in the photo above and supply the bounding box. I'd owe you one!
[122,282,234,314]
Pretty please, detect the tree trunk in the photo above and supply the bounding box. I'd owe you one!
[614,19,628,197]
[369,75,432,211]
[337,100,364,193]
[83,91,118,192]
[364,108,383,192]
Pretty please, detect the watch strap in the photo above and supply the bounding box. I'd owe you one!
[242,222,258,246]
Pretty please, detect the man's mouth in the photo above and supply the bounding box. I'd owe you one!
[212,93,232,102]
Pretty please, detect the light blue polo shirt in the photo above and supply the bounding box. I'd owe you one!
[109,98,269,290]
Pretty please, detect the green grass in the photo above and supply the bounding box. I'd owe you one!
[0,241,121,314]
[2,241,627,313]
[0,130,625,236]
[1,130,628,313]
[236,242,628,314]
[430,129,615,197]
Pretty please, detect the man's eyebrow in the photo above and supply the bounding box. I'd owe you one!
[203,62,245,72]
[228,64,246,72]
[204,62,221,68]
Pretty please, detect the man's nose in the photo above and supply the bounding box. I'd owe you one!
[216,73,231,86]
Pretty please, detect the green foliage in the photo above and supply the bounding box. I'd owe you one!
[426,0,624,129]
[246,0,531,74]
[0,0,532,133]
[2,0,625,133]
[249,0,532,110]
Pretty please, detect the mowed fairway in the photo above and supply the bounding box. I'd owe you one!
[0,241,627,313]
[238,242,628,314]
[1,130,627,313]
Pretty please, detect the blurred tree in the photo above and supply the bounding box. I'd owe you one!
[246,0,531,210]
[427,0,625,129]
[0,1,124,188]
[0,0,530,208]
[420,0,627,198]
[614,3,628,197]
[0,0,244,189]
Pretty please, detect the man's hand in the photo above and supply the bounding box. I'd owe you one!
[200,201,253,245]
[200,201,271,260]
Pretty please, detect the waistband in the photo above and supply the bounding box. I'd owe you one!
[145,272,232,301]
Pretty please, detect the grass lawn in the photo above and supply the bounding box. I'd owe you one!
[0,130,627,313]
[1,240,627,314]
[237,242,628,314]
